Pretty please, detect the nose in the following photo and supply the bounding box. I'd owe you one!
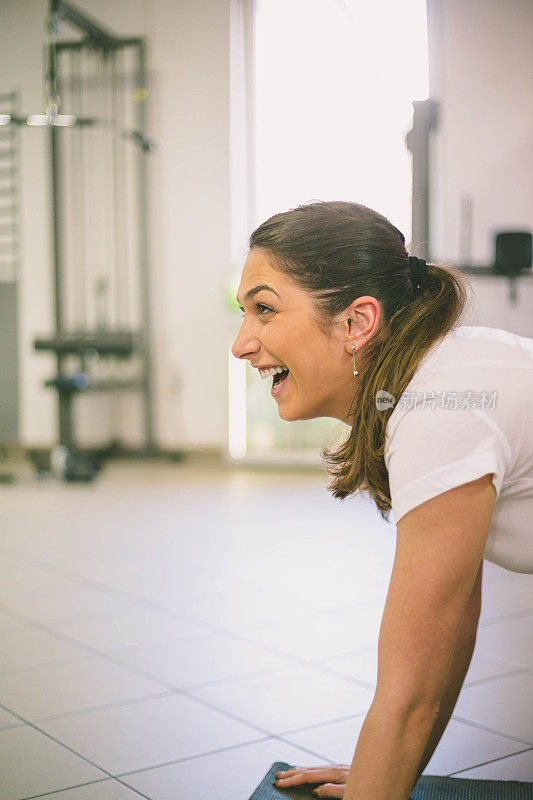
[231,322,261,362]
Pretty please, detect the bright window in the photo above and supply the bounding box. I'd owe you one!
[231,0,429,462]
[253,0,429,242]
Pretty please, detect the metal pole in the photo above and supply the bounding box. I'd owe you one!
[49,49,74,449]
[136,39,155,451]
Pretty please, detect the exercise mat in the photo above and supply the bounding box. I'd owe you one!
[248,762,533,799]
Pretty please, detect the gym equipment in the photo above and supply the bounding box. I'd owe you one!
[249,762,533,799]
[0,90,20,453]
[493,231,532,276]
[30,0,163,481]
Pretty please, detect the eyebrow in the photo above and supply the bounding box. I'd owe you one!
[236,284,281,307]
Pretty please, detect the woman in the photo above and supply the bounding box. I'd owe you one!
[231,201,533,800]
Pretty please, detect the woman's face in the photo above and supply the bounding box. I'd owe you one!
[231,248,380,424]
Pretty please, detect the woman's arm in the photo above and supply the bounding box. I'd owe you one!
[274,485,490,799]
[279,622,480,799]
[340,695,439,800]
[413,561,482,784]
[342,475,494,800]
[340,563,482,800]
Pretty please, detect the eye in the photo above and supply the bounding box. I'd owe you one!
[239,303,273,318]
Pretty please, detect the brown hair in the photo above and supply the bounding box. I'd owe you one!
[249,200,471,521]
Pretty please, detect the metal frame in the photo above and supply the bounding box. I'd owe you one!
[0,90,21,444]
[405,98,438,260]
[45,0,155,457]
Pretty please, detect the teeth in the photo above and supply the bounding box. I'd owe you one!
[258,365,288,379]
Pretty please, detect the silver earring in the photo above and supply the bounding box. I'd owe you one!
[351,345,358,376]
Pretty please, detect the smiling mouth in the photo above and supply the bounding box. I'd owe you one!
[272,368,289,386]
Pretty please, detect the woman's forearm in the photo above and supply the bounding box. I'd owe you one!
[342,697,438,800]
[413,629,477,784]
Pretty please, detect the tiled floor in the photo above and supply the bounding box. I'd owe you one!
[0,458,531,799]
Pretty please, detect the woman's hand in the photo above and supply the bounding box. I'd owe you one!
[274,764,350,797]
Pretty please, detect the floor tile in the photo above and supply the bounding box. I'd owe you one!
[0,584,144,624]
[0,609,30,633]
[188,664,374,734]
[46,608,207,651]
[281,714,366,763]
[0,563,75,597]
[463,651,524,685]
[0,628,88,675]
[109,631,299,689]
[0,724,106,800]
[27,780,150,799]
[0,706,24,731]
[480,577,533,620]
[315,647,378,689]
[241,605,382,661]
[475,616,533,669]
[453,746,533,780]
[167,585,350,630]
[479,581,533,626]
[418,719,532,778]
[40,693,265,775]
[316,645,523,691]
[454,672,533,744]
[283,714,530,776]
[120,736,334,800]
[0,462,531,800]
[0,654,168,721]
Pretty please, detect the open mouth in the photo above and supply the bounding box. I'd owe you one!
[272,368,290,386]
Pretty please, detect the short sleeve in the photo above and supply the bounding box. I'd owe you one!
[385,406,510,525]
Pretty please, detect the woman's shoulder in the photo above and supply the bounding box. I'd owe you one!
[385,325,533,447]
[452,325,533,357]
[406,324,533,388]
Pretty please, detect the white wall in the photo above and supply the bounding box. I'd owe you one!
[2,0,532,452]
[427,0,533,267]
[2,0,238,452]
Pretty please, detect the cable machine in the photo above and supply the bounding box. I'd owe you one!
[30,0,161,480]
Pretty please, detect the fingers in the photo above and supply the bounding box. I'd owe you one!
[313,784,345,798]
[275,765,349,778]
[275,767,326,781]
[274,767,317,781]
[274,766,348,788]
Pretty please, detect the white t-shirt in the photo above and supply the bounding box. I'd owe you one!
[384,325,533,574]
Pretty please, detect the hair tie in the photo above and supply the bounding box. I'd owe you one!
[408,255,428,290]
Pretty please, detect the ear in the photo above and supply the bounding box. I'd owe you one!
[341,295,381,347]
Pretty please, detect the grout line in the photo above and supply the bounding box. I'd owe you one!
[0,544,388,648]
[0,598,378,694]
[1,546,531,777]
[0,599,529,745]
[29,691,179,724]
[0,621,284,739]
[115,737,274,779]
[313,644,377,662]
[479,608,533,627]
[449,715,533,747]
[20,778,131,800]
[115,735,337,781]
[0,545,218,633]
[86,774,157,800]
[0,703,153,800]
[275,711,367,737]
[0,623,33,637]
[0,655,97,678]
[464,668,528,688]
[23,776,156,800]
[447,745,533,777]
[1,695,324,798]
